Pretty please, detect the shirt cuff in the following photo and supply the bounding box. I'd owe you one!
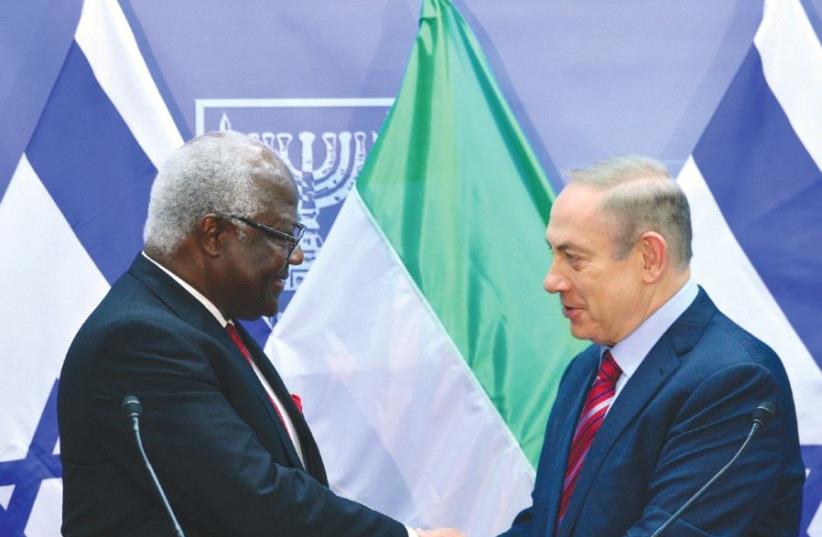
[406,526,419,537]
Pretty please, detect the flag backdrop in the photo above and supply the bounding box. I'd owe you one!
[678,0,822,535]
[266,0,583,533]
[0,0,182,535]
[1,0,821,537]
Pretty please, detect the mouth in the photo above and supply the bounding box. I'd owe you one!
[562,304,584,320]
[272,278,286,292]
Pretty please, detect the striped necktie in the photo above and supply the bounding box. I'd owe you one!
[225,322,287,429]
[557,350,622,528]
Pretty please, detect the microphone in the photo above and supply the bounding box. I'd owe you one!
[121,395,186,537]
[752,401,776,429]
[649,401,776,537]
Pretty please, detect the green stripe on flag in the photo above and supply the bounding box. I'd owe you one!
[356,0,587,464]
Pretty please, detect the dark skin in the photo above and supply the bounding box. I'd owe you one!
[146,172,304,321]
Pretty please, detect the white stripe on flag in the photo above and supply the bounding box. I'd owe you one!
[74,0,183,169]
[0,155,109,458]
[24,479,62,537]
[678,157,822,444]
[754,0,822,169]
[266,190,534,536]
[0,155,110,536]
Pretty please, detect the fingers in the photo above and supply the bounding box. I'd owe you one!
[416,528,466,537]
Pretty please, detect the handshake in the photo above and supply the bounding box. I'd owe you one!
[416,528,465,537]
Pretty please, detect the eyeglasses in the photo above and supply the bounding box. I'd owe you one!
[224,214,305,260]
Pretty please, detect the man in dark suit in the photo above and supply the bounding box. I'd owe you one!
[500,156,804,537]
[58,131,462,537]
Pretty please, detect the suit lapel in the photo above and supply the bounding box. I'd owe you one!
[234,323,329,485]
[557,289,715,537]
[127,255,320,477]
[558,338,680,537]
[217,323,309,472]
[541,348,599,537]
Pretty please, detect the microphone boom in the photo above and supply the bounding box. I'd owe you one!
[121,395,186,537]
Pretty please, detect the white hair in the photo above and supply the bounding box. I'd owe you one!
[143,131,291,256]
[568,155,693,270]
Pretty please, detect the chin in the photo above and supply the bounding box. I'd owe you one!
[263,299,280,318]
[570,324,599,344]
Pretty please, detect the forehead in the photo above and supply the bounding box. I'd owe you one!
[252,172,299,221]
[546,183,611,248]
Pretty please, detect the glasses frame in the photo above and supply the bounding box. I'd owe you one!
[223,213,305,260]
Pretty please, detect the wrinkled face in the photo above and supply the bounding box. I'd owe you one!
[544,183,647,346]
[219,176,304,320]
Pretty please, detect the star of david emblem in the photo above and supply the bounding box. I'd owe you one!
[0,379,62,536]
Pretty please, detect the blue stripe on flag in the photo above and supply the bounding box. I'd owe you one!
[26,41,157,284]
[0,379,61,535]
[802,446,822,537]
[693,47,822,370]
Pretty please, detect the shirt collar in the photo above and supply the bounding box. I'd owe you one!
[141,251,229,327]
[604,277,698,380]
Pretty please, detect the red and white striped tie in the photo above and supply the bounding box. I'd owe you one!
[225,322,287,429]
[557,350,622,528]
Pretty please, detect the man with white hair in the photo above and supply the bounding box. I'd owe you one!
[499,155,804,537]
[58,131,461,537]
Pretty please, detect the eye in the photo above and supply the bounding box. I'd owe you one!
[566,253,584,269]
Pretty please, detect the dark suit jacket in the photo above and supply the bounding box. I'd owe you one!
[58,254,406,537]
[500,289,804,537]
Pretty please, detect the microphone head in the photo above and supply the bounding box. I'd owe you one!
[121,395,143,419]
[752,401,776,428]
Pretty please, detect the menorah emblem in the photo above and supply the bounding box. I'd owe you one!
[219,113,378,294]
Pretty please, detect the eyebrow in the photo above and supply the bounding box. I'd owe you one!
[547,241,592,256]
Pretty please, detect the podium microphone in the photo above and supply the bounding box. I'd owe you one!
[122,395,186,537]
[649,401,776,537]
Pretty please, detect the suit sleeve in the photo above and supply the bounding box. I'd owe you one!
[88,318,406,537]
[497,506,535,537]
[623,361,803,537]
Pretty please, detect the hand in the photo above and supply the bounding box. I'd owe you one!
[416,528,465,537]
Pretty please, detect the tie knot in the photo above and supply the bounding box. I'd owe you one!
[600,350,622,382]
[226,322,253,362]
[225,322,241,341]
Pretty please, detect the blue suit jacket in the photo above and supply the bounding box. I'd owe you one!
[59,254,406,537]
[500,289,804,537]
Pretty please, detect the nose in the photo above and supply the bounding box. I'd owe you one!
[289,244,305,266]
[543,261,568,294]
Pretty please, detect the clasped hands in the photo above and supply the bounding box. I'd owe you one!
[416,528,465,537]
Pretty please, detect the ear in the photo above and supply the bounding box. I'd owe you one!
[637,231,667,283]
[198,214,229,257]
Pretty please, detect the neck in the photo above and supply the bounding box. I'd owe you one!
[604,268,691,347]
[636,268,691,333]
[145,245,229,319]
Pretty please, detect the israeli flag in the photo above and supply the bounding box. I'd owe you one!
[0,1,182,534]
[2,0,821,535]
[678,0,822,535]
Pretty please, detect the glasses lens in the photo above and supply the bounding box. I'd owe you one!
[292,224,305,242]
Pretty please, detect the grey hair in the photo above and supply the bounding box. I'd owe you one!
[143,130,291,255]
[568,155,692,270]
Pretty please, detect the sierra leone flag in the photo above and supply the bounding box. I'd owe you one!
[266,0,584,534]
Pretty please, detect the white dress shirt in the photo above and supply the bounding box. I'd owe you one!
[604,278,699,405]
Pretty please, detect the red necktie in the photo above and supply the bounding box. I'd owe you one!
[557,350,622,528]
[225,323,287,428]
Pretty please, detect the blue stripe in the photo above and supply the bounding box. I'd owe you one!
[0,379,61,536]
[693,47,822,371]
[801,446,822,537]
[26,41,156,284]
